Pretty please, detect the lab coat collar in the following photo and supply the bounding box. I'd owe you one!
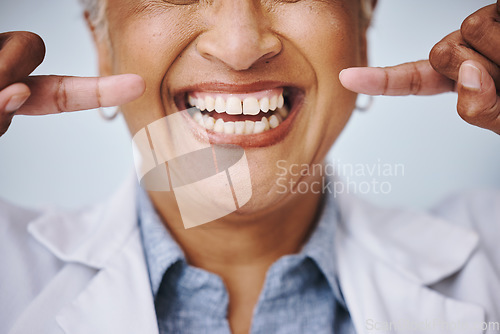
[334,190,484,334]
[55,228,159,334]
[335,191,479,286]
[26,175,159,334]
[27,176,138,269]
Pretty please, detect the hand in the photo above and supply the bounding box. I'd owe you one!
[339,1,500,135]
[0,31,145,137]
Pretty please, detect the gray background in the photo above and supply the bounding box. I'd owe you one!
[0,0,498,209]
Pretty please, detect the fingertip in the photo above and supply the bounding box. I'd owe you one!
[339,67,384,95]
[339,67,363,91]
[128,74,146,98]
[117,74,146,101]
[339,68,349,81]
[99,74,146,106]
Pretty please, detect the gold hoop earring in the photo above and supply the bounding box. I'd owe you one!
[98,106,119,121]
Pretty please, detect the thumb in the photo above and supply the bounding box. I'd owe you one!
[456,60,500,134]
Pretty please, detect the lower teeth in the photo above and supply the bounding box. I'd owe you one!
[190,107,289,134]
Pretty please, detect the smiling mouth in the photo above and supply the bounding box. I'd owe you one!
[174,85,303,147]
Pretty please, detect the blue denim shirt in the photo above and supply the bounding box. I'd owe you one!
[138,188,355,333]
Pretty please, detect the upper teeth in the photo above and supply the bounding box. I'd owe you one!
[188,91,285,115]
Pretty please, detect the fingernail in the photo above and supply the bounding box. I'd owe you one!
[5,93,30,113]
[460,63,482,90]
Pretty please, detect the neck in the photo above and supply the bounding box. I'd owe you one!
[148,174,323,274]
[148,172,324,334]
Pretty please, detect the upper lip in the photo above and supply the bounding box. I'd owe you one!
[171,80,302,97]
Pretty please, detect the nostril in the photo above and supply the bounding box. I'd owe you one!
[196,25,282,71]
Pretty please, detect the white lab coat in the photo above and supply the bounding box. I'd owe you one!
[0,176,499,334]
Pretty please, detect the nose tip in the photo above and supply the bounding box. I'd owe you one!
[196,3,282,71]
[198,33,282,71]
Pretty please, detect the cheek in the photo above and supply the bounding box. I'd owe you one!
[274,3,361,71]
[105,2,201,132]
[107,4,199,75]
[275,4,360,154]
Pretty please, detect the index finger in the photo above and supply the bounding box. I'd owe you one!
[17,74,145,115]
[339,60,456,96]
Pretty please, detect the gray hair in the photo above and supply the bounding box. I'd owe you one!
[79,0,107,41]
[79,0,374,42]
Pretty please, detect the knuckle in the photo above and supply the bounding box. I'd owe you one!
[457,103,480,122]
[409,63,423,95]
[461,15,486,44]
[16,32,46,65]
[429,41,454,73]
[457,100,497,126]
[54,77,68,112]
[0,63,17,87]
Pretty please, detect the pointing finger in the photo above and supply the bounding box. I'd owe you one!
[17,74,146,115]
[339,60,455,96]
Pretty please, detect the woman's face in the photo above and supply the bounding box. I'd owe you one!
[99,0,366,214]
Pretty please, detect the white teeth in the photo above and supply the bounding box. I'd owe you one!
[224,121,235,134]
[214,118,224,133]
[261,116,270,130]
[192,111,203,123]
[197,116,205,126]
[244,120,255,134]
[204,116,215,130]
[259,97,270,113]
[243,97,260,115]
[188,91,290,134]
[277,94,284,108]
[269,95,278,111]
[269,115,280,129]
[205,96,215,112]
[278,107,288,119]
[235,121,245,134]
[189,95,197,107]
[215,96,226,113]
[189,91,286,115]
[226,97,242,115]
[198,98,206,111]
[192,110,287,134]
[253,121,266,134]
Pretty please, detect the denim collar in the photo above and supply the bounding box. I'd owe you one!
[137,185,344,305]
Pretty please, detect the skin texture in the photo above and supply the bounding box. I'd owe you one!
[0,1,499,333]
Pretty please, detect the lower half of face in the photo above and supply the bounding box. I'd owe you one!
[106,0,363,215]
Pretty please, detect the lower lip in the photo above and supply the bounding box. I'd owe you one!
[180,93,304,148]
